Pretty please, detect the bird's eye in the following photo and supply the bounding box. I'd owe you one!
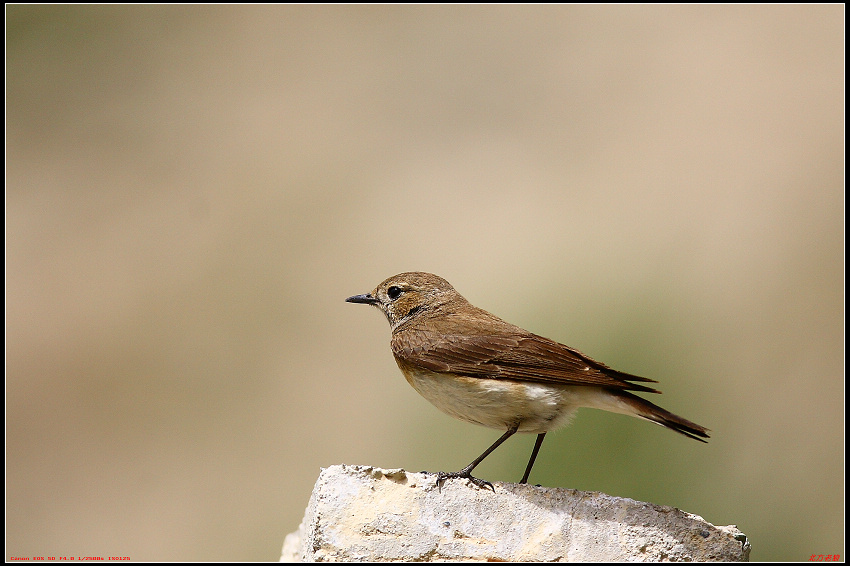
[387,286,403,300]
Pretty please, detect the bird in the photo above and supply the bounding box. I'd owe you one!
[346,271,709,491]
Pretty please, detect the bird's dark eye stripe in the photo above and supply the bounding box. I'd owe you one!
[406,305,423,318]
[387,286,403,300]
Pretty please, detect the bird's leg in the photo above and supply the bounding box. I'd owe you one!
[436,424,519,492]
[519,432,546,484]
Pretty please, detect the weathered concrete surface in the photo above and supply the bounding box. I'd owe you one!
[281,465,750,562]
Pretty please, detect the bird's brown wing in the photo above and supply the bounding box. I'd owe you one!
[392,325,661,394]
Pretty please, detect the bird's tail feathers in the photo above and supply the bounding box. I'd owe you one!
[615,390,710,442]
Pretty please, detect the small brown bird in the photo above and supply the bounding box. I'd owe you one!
[346,272,708,490]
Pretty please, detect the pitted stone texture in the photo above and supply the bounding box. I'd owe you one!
[281,465,749,562]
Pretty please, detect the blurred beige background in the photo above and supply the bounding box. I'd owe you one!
[6,5,843,562]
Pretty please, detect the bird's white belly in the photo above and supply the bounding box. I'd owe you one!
[400,366,621,434]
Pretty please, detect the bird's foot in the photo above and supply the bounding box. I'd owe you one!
[435,470,495,492]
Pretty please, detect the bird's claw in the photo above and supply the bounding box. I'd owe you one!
[435,470,495,492]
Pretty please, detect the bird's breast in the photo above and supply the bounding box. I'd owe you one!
[394,357,590,433]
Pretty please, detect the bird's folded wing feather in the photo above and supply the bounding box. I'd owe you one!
[392,326,661,394]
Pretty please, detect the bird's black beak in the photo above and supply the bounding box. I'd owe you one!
[345,293,379,305]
